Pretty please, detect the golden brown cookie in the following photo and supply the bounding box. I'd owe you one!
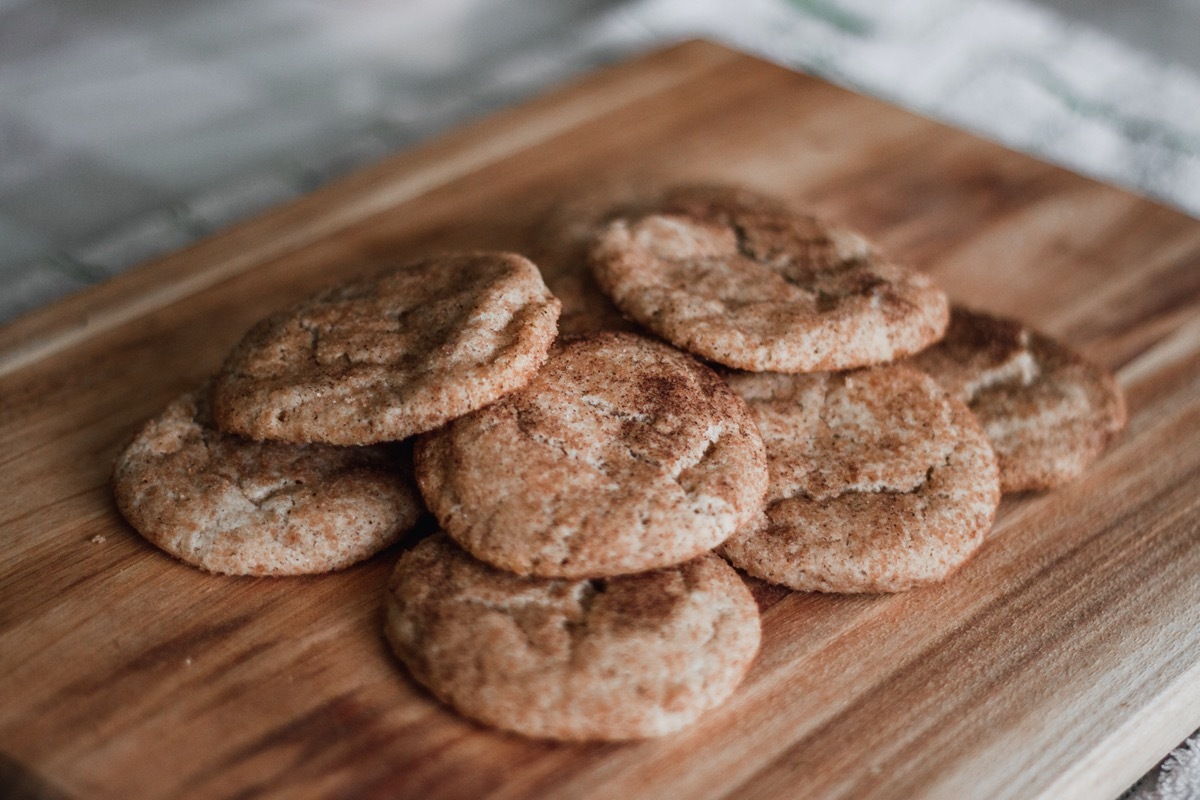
[415,332,768,578]
[718,365,1001,593]
[532,184,804,336]
[588,185,948,372]
[212,252,560,445]
[909,306,1127,492]
[385,534,761,740]
[527,183,647,336]
[113,388,424,576]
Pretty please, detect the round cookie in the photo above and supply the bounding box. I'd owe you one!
[533,183,819,337]
[415,332,768,578]
[385,533,761,740]
[588,185,949,372]
[528,183,647,336]
[113,388,424,576]
[718,365,1001,593]
[909,306,1127,492]
[212,252,561,445]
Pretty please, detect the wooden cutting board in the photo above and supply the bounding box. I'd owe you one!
[2,40,1198,800]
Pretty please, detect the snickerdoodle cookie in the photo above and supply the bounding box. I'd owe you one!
[528,184,647,336]
[113,388,423,576]
[588,185,948,372]
[415,332,768,578]
[385,534,761,740]
[212,252,560,445]
[718,365,1000,593]
[909,306,1127,492]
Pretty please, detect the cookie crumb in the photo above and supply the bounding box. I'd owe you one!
[90,534,107,544]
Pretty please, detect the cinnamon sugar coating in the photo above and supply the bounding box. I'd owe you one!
[385,534,761,740]
[909,306,1127,492]
[113,388,423,576]
[588,185,948,372]
[719,365,1001,593]
[416,332,768,578]
[213,252,560,445]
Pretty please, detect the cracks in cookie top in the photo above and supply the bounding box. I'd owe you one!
[513,402,612,477]
[914,307,1043,404]
[909,305,1127,492]
[416,332,768,578]
[212,252,560,444]
[428,541,705,667]
[728,210,873,281]
[961,341,1040,405]
[717,380,1000,594]
[113,387,423,575]
[509,335,743,490]
[579,393,654,426]
[588,184,949,372]
[385,535,761,740]
[726,365,956,506]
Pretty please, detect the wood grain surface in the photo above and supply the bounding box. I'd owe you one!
[2,40,1199,800]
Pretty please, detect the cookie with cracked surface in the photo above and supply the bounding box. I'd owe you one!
[212,252,561,445]
[385,533,761,740]
[113,388,423,576]
[533,183,812,336]
[588,185,949,372]
[416,332,769,578]
[909,306,1127,492]
[718,365,1000,593]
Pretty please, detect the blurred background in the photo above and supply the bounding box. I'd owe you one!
[1,0,1198,795]
[2,0,1198,327]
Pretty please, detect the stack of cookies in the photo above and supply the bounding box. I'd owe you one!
[398,331,767,739]
[113,183,1126,742]
[113,252,561,576]
[538,185,1126,591]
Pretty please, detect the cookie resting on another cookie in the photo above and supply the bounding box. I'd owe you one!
[415,332,769,578]
[909,306,1127,493]
[212,251,561,445]
[113,388,423,576]
[527,183,647,336]
[718,365,1001,593]
[588,185,948,373]
[385,534,761,740]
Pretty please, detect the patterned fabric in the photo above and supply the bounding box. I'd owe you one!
[0,1,1197,789]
